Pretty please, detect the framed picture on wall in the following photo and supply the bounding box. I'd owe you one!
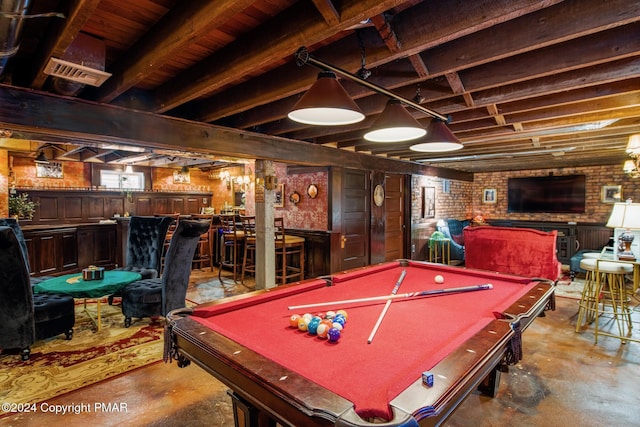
[173,170,190,183]
[483,188,496,204]
[601,185,622,203]
[36,162,63,178]
[422,186,435,218]
[274,184,284,207]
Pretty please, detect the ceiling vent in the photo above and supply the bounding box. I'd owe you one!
[44,57,111,86]
[45,32,110,96]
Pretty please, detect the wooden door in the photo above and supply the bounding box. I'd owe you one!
[337,169,370,271]
[384,174,405,261]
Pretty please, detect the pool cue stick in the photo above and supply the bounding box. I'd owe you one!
[288,284,493,310]
[367,269,407,344]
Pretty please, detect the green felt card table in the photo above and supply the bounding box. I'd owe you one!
[165,260,554,427]
[34,270,141,330]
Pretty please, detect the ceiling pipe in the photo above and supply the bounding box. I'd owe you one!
[0,0,31,76]
[0,0,64,77]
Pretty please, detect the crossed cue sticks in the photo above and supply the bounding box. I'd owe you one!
[287,270,493,344]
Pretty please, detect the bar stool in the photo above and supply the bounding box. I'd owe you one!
[240,216,256,285]
[274,218,305,285]
[575,257,633,342]
[593,259,634,344]
[218,215,244,283]
[191,214,214,271]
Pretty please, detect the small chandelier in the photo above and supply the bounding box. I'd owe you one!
[624,134,640,178]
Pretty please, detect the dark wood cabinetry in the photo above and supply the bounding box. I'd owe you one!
[14,189,212,276]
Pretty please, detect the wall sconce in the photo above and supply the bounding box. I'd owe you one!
[219,171,231,189]
[624,134,640,178]
[233,175,251,192]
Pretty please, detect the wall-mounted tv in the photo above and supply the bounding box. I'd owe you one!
[507,175,586,214]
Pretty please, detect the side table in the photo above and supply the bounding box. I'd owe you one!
[429,238,450,265]
[34,270,142,331]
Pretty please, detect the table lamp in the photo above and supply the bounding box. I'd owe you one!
[606,201,640,261]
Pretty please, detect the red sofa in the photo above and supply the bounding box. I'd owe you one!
[463,226,562,281]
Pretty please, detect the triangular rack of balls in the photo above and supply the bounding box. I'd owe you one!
[289,310,348,342]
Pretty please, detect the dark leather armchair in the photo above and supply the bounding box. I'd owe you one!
[436,219,470,261]
[120,219,209,327]
[0,217,52,286]
[0,226,74,360]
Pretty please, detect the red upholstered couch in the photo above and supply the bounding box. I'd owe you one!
[463,226,562,281]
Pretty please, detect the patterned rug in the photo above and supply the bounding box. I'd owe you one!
[0,299,164,408]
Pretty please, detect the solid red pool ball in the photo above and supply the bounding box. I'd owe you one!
[289,314,302,328]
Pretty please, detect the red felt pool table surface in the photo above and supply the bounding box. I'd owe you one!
[172,261,553,425]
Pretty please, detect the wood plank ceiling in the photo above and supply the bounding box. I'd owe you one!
[1,0,639,173]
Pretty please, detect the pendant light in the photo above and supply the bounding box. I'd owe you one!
[363,100,426,142]
[288,71,365,126]
[34,151,49,164]
[410,119,463,152]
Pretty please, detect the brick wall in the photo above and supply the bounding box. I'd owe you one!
[473,165,639,223]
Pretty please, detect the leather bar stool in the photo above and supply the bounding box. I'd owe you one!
[274,218,305,285]
[218,215,244,283]
[240,216,256,285]
[191,214,214,271]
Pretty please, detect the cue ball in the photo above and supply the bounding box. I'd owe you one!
[434,275,444,284]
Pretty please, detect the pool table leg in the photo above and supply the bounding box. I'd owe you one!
[477,364,508,398]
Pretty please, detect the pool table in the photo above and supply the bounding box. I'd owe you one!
[165,260,554,426]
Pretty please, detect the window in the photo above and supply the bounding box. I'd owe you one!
[100,170,144,190]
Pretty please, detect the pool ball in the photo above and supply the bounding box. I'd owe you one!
[332,315,346,327]
[289,314,302,328]
[325,310,336,319]
[316,323,330,338]
[297,318,308,332]
[434,274,445,284]
[308,318,321,334]
[302,313,313,322]
[327,327,341,342]
[331,322,343,332]
[336,309,348,320]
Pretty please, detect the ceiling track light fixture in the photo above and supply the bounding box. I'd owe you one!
[290,47,461,150]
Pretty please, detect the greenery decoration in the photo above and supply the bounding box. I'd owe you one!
[8,193,38,220]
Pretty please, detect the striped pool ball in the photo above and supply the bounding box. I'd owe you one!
[316,323,330,338]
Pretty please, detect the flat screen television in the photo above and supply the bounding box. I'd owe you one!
[507,175,586,213]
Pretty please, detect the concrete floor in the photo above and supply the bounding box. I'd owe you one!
[4,269,640,427]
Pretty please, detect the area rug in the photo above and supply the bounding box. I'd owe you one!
[0,299,164,408]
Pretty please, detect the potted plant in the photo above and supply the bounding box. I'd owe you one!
[8,192,38,220]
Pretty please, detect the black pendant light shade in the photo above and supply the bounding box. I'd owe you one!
[288,71,365,126]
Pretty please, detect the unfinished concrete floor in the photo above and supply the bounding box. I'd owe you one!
[4,270,640,427]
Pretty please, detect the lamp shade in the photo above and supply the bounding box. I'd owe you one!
[606,202,640,229]
[409,120,463,152]
[623,159,637,173]
[363,100,426,142]
[34,151,49,164]
[627,134,640,155]
[288,71,365,126]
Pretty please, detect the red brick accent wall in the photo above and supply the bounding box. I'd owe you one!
[472,166,639,223]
